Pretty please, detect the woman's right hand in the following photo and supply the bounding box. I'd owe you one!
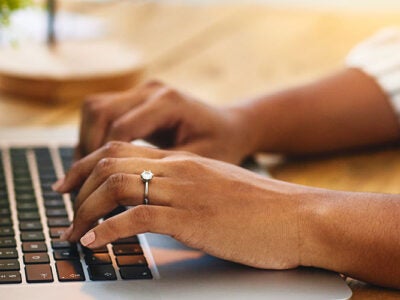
[76,80,258,164]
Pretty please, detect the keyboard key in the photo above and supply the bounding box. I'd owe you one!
[88,264,116,281]
[48,218,70,227]
[53,249,79,260]
[44,199,65,208]
[18,211,40,221]
[0,238,16,248]
[0,260,20,271]
[51,240,76,250]
[25,264,54,283]
[85,253,112,265]
[17,202,38,211]
[15,194,36,202]
[0,271,22,284]
[0,208,10,216]
[82,245,109,254]
[24,253,50,264]
[119,266,152,280]
[0,218,12,226]
[22,242,47,253]
[112,236,139,245]
[20,221,42,231]
[116,255,148,267]
[49,227,68,239]
[21,231,45,242]
[113,244,143,256]
[0,248,18,259]
[42,191,61,198]
[46,208,68,217]
[0,227,14,237]
[56,261,85,282]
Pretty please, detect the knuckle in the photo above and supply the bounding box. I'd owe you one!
[95,158,117,175]
[157,87,180,103]
[143,79,163,89]
[103,141,126,156]
[105,173,128,197]
[83,96,106,116]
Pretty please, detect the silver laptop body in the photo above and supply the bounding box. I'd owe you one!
[0,127,352,300]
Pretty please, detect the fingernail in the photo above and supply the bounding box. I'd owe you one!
[80,231,96,247]
[52,177,65,192]
[60,224,73,241]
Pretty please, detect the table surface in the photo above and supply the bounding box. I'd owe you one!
[2,2,400,299]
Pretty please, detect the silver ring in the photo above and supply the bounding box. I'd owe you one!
[140,170,153,205]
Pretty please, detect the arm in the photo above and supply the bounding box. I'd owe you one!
[301,189,400,289]
[235,68,400,155]
[76,68,400,164]
[54,142,400,289]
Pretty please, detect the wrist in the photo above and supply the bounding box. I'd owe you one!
[227,93,295,155]
[297,188,336,269]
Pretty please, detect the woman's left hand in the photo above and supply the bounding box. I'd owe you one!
[53,141,310,270]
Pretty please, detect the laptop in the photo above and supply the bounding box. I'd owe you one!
[0,127,352,300]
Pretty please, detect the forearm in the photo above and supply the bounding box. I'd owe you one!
[301,189,400,288]
[234,68,400,155]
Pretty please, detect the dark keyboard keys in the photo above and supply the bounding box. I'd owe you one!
[49,227,68,239]
[24,253,50,264]
[0,218,12,226]
[56,261,85,282]
[112,236,139,245]
[0,208,10,216]
[21,231,45,242]
[119,266,152,280]
[22,242,47,253]
[44,199,65,208]
[113,244,143,256]
[82,245,109,254]
[46,208,68,217]
[53,249,79,260]
[18,211,40,221]
[0,248,18,259]
[116,255,148,267]
[0,260,20,271]
[48,218,70,227]
[0,227,13,237]
[0,271,22,284]
[85,253,112,265]
[0,238,16,248]
[88,264,116,281]
[20,221,42,231]
[51,240,76,250]
[17,203,38,211]
[25,264,53,283]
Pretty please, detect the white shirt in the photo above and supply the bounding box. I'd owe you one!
[346,28,400,115]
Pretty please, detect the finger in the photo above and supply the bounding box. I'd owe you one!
[79,205,183,248]
[68,174,174,242]
[104,87,183,144]
[74,157,167,212]
[78,92,129,158]
[78,81,165,158]
[53,142,166,193]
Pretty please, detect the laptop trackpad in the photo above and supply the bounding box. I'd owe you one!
[146,233,352,300]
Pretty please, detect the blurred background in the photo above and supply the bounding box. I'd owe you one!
[1,0,400,126]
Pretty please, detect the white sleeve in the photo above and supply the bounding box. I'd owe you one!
[346,27,400,115]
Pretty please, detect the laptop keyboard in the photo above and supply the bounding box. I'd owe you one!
[0,146,152,284]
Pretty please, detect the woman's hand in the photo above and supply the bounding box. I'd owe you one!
[76,81,258,165]
[54,141,310,270]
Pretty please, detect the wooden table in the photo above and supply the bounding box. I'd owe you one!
[1,2,400,298]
